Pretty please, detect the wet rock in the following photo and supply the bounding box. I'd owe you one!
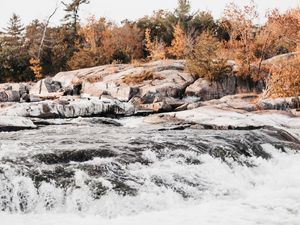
[0,116,36,131]
[34,149,116,164]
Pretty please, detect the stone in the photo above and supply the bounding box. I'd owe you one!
[187,102,202,110]
[257,97,298,111]
[51,60,195,104]
[185,76,263,101]
[0,116,36,131]
[138,101,172,112]
[0,91,8,102]
[0,99,135,118]
[143,114,183,124]
[30,78,64,99]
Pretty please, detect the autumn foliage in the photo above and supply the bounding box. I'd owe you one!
[168,24,187,59]
[144,28,166,61]
[264,54,300,98]
[0,0,300,98]
[187,31,232,81]
[29,58,43,80]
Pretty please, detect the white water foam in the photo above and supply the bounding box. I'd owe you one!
[0,144,299,225]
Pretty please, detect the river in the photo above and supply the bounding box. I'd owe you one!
[0,117,299,225]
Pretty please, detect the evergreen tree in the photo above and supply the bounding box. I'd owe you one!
[0,14,33,82]
[62,0,90,36]
[175,0,192,30]
[4,13,25,45]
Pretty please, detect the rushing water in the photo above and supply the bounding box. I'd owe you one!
[0,117,299,225]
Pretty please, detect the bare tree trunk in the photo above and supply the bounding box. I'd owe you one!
[38,5,58,60]
[38,5,58,94]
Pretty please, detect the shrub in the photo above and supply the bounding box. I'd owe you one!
[186,31,232,81]
[145,28,167,61]
[264,54,300,98]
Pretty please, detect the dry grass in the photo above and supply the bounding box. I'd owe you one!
[122,70,164,85]
[85,75,103,83]
[130,59,146,67]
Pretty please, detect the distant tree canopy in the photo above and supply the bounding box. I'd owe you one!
[0,0,300,99]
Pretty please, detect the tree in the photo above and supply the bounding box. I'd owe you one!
[175,0,192,30]
[61,0,90,66]
[136,10,176,46]
[0,14,33,82]
[187,31,232,81]
[62,0,90,35]
[222,0,259,77]
[29,58,43,80]
[5,13,24,40]
[255,8,300,61]
[67,17,144,69]
[101,22,143,63]
[168,24,187,59]
[191,11,216,34]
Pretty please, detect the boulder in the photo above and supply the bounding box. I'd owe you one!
[30,78,64,99]
[0,83,31,102]
[262,52,299,65]
[51,60,195,104]
[185,76,264,101]
[257,97,300,111]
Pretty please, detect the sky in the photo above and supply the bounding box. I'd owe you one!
[0,0,299,30]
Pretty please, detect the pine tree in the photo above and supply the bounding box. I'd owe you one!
[0,14,33,82]
[62,0,90,35]
[175,0,192,30]
[4,13,24,45]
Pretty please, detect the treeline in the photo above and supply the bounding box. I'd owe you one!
[0,0,299,97]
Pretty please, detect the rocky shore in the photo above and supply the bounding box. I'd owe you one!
[0,59,299,134]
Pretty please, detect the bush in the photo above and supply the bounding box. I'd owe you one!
[264,54,300,98]
[186,31,232,81]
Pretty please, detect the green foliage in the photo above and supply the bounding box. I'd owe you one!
[175,0,192,30]
[0,14,34,82]
[187,32,232,81]
[4,13,24,40]
[62,0,90,33]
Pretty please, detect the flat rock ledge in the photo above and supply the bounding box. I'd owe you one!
[0,98,135,119]
[0,116,37,131]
